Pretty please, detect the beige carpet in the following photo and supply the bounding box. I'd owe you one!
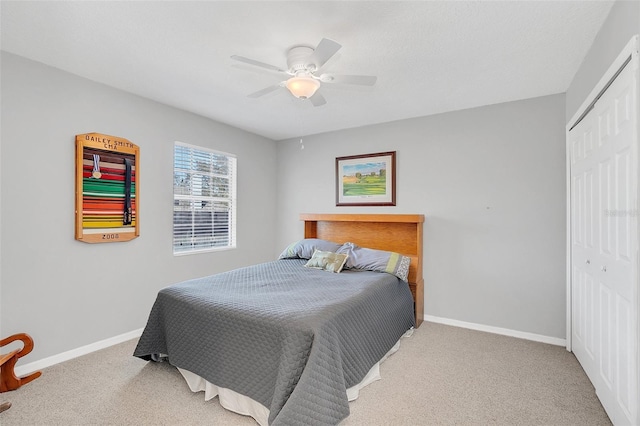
[1,322,610,425]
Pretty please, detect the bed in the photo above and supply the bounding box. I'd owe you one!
[134,213,425,425]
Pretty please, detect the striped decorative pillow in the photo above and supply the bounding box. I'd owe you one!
[337,242,411,282]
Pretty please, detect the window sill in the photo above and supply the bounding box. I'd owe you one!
[173,245,237,256]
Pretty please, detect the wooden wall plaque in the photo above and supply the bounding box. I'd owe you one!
[75,133,140,243]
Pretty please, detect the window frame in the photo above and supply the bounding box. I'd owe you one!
[172,141,237,255]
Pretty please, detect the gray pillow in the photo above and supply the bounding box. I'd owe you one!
[278,238,342,260]
[337,242,411,282]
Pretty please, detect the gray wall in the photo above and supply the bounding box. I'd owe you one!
[276,94,567,339]
[0,52,278,361]
[5,0,632,360]
[566,0,640,122]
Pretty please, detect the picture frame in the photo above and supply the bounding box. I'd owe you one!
[336,151,396,206]
[75,132,140,243]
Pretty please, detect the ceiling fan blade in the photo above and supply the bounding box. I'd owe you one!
[308,92,327,107]
[321,74,377,86]
[305,38,341,71]
[247,83,283,98]
[231,55,287,73]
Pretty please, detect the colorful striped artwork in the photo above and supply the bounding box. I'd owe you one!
[75,133,140,243]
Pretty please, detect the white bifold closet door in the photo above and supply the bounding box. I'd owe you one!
[569,49,638,425]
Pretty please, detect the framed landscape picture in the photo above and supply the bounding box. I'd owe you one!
[336,151,396,206]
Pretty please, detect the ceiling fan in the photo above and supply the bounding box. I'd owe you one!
[231,38,377,107]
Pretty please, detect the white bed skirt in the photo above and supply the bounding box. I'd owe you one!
[177,328,413,425]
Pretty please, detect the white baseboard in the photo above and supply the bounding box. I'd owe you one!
[13,318,565,376]
[14,328,144,377]
[424,315,567,347]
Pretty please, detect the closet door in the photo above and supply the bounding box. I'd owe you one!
[570,57,638,426]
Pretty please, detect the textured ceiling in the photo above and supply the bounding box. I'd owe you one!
[1,1,614,140]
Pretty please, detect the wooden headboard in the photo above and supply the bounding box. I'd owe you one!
[300,213,425,327]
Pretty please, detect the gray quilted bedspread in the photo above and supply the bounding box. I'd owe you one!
[133,259,415,425]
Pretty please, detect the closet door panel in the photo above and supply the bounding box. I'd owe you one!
[570,48,638,425]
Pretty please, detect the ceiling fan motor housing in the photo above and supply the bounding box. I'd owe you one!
[287,46,315,73]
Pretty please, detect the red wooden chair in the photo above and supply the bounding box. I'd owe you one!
[1,333,41,392]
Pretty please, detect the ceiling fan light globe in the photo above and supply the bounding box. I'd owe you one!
[286,76,320,99]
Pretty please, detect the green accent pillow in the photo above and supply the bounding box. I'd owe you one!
[304,250,349,273]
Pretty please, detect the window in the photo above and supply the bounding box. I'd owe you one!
[173,142,237,254]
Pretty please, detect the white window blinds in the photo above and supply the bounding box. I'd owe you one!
[173,142,237,254]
